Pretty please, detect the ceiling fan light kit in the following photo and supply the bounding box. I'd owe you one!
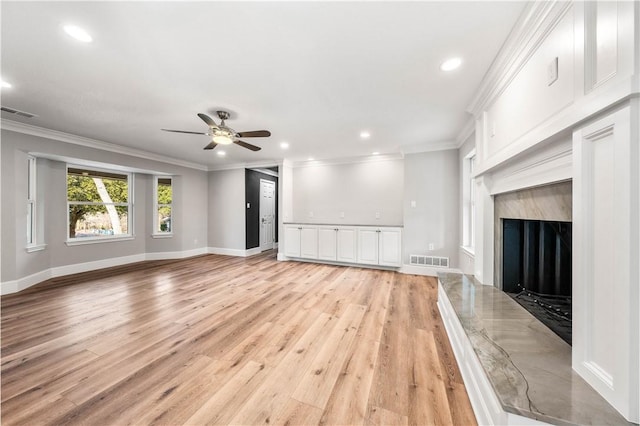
[212,133,233,145]
[162,110,271,152]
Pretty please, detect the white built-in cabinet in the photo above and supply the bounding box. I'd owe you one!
[283,224,401,268]
[378,228,402,266]
[356,229,379,265]
[284,225,319,259]
[283,226,301,258]
[317,226,357,262]
[300,227,318,259]
[336,228,357,263]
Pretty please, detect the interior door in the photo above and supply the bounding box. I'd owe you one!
[259,179,275,251]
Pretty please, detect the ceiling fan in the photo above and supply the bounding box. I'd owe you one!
[162,111,271,151]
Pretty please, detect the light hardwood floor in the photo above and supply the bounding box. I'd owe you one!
[1,252,476,426]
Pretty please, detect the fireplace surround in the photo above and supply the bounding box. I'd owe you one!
[493,181,572,290]
[494,181,573,342]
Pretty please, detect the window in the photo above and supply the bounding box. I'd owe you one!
[67,166,132,241]
[463,152,476,252]
[469,154,476,249]
[26,156,36,246]
[153,177,172,235]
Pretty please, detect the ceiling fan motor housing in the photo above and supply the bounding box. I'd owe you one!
[216,111,230,121]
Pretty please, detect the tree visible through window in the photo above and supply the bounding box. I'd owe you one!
[155,177,172,234]
[67,167,131,239]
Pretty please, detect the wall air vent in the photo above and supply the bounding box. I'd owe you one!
[1,106,38,118]
[409,254,449,268]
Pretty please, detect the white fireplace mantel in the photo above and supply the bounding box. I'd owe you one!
[462,0,639,421]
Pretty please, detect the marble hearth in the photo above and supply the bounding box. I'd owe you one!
[437,272,631,425]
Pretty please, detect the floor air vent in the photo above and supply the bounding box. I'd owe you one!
[409,254,449,268]
[1,106,38,118]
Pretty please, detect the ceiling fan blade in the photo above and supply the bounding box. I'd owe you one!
[198,113,218,128]
[234,140,261,151]
[236,130,271,138]
[203,141,218,150]
[162,129,208,135]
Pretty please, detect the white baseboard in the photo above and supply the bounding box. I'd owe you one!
[400,264,462,276]
[277,252,288,261]
[50,254,147,278]
[1,269,52,295]
[145,247,207,261]
[207,247,262,257]
[1,248,209,296]
[246,247,262,257]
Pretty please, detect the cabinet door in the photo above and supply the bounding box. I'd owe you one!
[357,229,379,265]
[379,228,402,266]
[336,228,357,263]
[318,228,337,261]
[300,227,318,259]
[284,226,301,257]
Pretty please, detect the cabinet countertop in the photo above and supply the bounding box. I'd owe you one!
[282,222,403,228]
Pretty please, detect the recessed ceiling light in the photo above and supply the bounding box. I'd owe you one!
[360,131,371,139]
[64,25,93,43]
[280,142,289,149]
[1,80,12,89]
[372,152,380,156]
[440,57,462,71]
[308,157,315,161]
[217,150,226,157]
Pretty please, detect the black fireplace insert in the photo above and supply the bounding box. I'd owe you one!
[502,219,572,344]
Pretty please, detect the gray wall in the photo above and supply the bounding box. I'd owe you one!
[2,126,463,285]
[403,150,459,266]
[291,158,404,226]
[207,168,246,250]
[1,129,208,283]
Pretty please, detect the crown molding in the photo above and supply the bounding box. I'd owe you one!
[466,1,573,117]
[207,159,283,172]
[1,119,209,171]
[400,140,458,155]
[248,168,279,178]
[290,153,404,169]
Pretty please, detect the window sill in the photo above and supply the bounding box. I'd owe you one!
[26,244,47,253]
[461,246,475,257]
[66,235,134,246]
[151,233,173,239]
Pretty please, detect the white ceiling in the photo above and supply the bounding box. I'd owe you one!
[1,1,526,169]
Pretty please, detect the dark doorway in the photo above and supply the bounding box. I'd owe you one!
[245,169,278,250]
[502,219,572,344]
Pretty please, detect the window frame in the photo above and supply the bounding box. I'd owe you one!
[462,151,476,255]
[26,156,37,248]
[152,176,173,238]
[65,164,134,245]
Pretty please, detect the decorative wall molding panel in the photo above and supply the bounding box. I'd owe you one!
[471,1,638,177]
[572,103,639,422]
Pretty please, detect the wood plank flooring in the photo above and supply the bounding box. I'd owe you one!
[1,251,476,426]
